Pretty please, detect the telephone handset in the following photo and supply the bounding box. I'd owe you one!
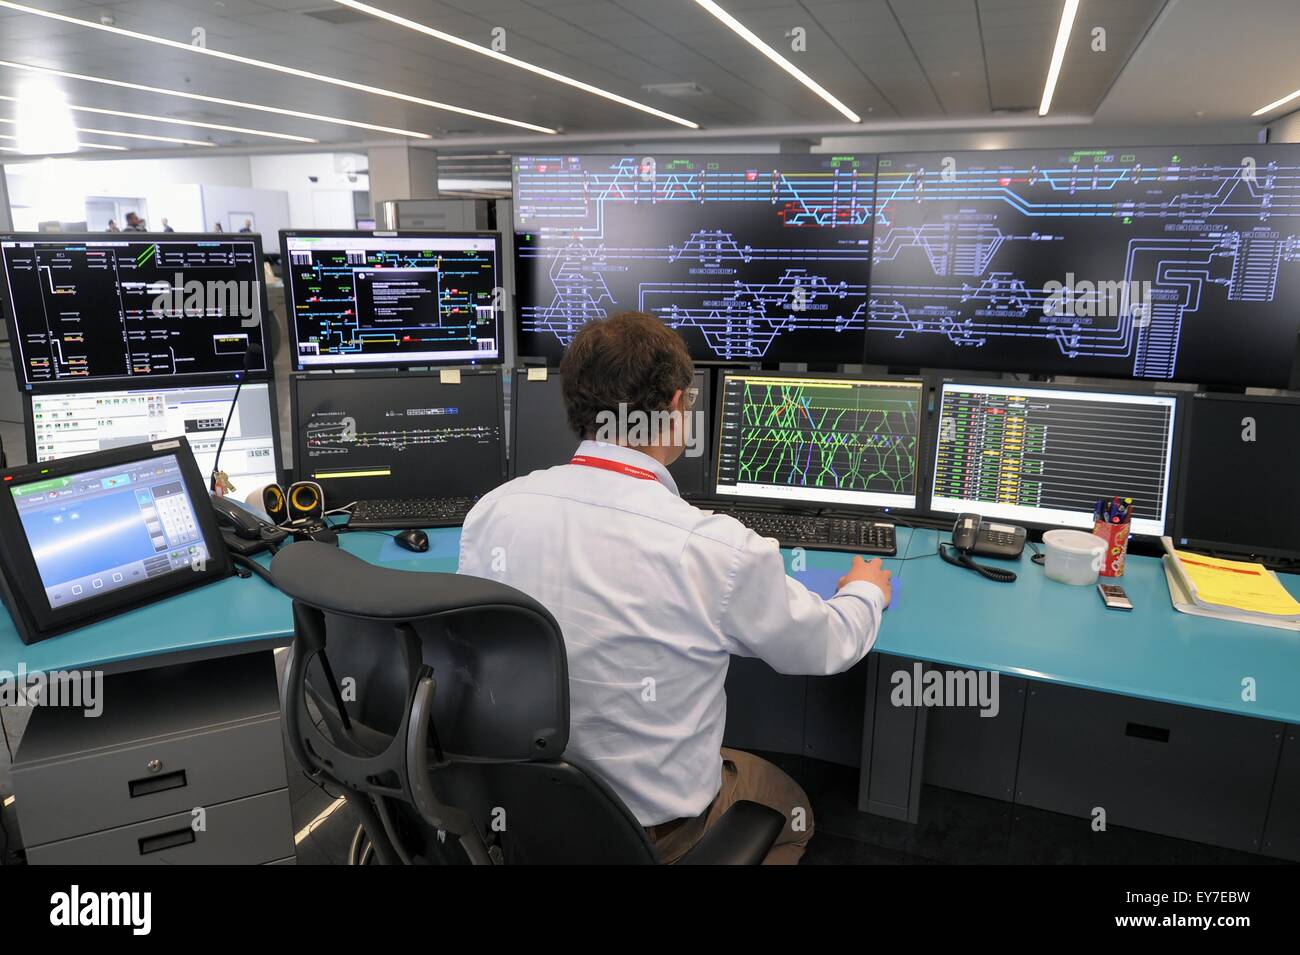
[951,513,1026,558]
[211,493,288,554]
[941,513,1024,583]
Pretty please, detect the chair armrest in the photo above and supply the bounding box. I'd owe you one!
[674,800,785,865]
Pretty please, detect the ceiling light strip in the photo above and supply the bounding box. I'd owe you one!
[1253,89,1300,117]
[0,1,554,134]
[0,95,317,143]
[688,0,859,123]
[1038,0,1080,116]
[0,59,400,141]
[332,0,698,129]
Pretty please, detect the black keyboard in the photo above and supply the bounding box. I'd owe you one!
[731,509,897,556]
[348,496,478,530]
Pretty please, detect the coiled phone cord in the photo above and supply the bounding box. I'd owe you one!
[938,542,1018,583]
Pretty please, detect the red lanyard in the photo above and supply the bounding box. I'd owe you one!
[569,454,661,484]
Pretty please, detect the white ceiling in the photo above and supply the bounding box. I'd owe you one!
[0,0,1291,159]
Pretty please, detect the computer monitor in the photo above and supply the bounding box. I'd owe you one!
[509,368,712,495]
[280,230,503,370]
[513,153,874,364]
[1173,392,1300,561]
[866,145,1300,388]
[25,382,281,496]
[0,233,271,392]
[929,381,1180,537]
[291,368,506,507]
[712,371,925,511]
[0,438,230,644]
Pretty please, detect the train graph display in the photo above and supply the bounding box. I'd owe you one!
[713,373,923,510]
[514,153,874,363]
[866,145,1300,387]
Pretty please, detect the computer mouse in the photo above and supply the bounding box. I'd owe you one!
[395,528,429,553]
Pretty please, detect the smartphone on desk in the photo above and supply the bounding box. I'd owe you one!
[952,513,1027,559]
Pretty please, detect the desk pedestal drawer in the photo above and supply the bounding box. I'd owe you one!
[11,652,288,847]
[25,789,293,865]
[1017,683,1281,853]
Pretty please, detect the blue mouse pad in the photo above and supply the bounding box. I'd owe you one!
[789,567,901,611]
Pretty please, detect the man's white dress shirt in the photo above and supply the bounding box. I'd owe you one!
[457,440,884,825]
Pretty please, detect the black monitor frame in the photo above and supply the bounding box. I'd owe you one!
[0,231,274,394]
[20,380,286,493]
[0,437,233,645]
[1172,390,1300,562]
[289,366,507,507]
[279,229,506,372]
[508,366,714,495]
[926,375,1188,537]
[711,368,929,516]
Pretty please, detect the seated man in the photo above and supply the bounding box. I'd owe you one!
[458,312,891,864]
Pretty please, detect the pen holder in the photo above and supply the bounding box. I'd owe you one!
[1092,518,1131,578]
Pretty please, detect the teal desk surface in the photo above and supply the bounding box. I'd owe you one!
[1,525,1298,725]
[880,529,1300,725]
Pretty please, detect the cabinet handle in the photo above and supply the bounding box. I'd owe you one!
[128,769,187,797]
[1125,722,1170,743]
[138,827,196,855]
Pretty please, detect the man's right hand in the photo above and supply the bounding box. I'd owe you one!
[838,556,892,607]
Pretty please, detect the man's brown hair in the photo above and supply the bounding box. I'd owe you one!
[559,311,695,439]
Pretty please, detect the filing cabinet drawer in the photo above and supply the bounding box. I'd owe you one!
[26,789,293,865]
[1017,682,1282,852]
[13,712,288,847]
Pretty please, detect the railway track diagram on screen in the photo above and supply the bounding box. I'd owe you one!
[285,244,498,364]
[866,146,1300,386]
[734,379,918,495]
[1,238,266,387]
[513,154,874,362]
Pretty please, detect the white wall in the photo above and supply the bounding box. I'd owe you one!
[248,152,368,230]
[199,184,290,241]
[4,155,254,231]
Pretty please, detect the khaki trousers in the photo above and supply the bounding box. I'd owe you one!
[646,748,813,865]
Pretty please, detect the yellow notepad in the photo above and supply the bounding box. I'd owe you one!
[1172,549,1300,618]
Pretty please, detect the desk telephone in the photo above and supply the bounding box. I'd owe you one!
[941,513,1025,583]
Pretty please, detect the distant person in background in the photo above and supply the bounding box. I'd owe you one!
[106,219,120,232]
[124,212,146,232]
[212,222,224,232]
[161,218,175,233]
[239,219,253,233]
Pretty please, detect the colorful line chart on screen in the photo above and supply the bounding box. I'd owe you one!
[866,145,1300,387]
[284,235,500,368]
[715,375,920,502]
[513,154,874,363]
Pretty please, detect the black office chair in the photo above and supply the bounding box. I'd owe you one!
[270,542,786,865]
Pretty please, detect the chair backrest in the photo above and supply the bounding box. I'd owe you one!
[271,541,660,864]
